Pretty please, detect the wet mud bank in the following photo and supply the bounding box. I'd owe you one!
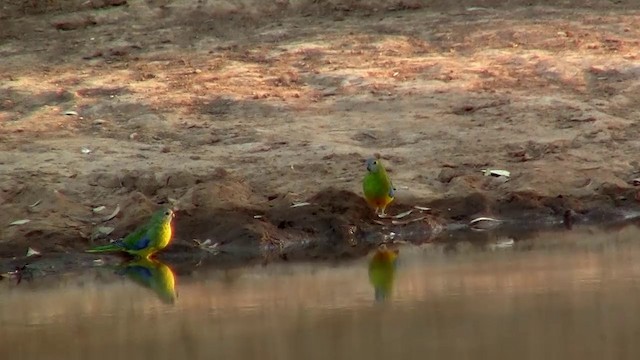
[2,169,640,275]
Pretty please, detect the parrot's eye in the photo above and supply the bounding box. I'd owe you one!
[165,210,171,215]
[373,161,378,165]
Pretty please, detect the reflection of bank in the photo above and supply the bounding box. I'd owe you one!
[116,258,178,304]
[368,244,399,302]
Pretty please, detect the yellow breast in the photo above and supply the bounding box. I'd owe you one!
[156,221,173,250]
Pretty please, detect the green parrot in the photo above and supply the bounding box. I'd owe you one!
[116,257,177,304]
[87,208,175,259]
[362,157,396,217]
[368,244,399,302]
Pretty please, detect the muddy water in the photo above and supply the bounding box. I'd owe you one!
[3,226,640,360]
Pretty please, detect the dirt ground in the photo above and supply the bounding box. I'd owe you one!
[2,0,640,265]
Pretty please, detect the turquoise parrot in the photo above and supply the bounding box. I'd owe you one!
[368,244,399,302]
[117,257,177,304]
[87,208,175,259]
[362,157,396,216]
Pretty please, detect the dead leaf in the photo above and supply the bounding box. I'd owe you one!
[26,247,41,257]
[291,202,311,208]
[9,219,31,226]
[392,209,414,219]
[481,169,510,178]
[90,226,115,241]
[469,217,502,231]
[101,205,120,222]
[392,216,426,225]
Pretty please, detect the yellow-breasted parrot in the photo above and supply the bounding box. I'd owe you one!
[362,158,396,216]
[87,208,175,259]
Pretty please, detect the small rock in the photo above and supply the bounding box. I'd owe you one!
[322,87,338,97]
[437,168,463,183]
[136,173,161,196]
[164,172,197,188]
[83,51,103,60]
[129,132,139,140]
[87,0,127,8]
[108,47,130,57]
[89,172,122,188]
[128,114,166,130]
[52,15,97,31]
[161,146,171,153]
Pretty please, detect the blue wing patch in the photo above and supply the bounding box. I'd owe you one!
[125,235,151,251]
[388,185,396,198]
[126,266,153,280]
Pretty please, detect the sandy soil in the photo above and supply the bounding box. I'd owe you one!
[2,0,640,263]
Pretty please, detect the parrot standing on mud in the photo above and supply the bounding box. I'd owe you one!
[116,257,177,304]
[362,157,396,217]
[87,208,175,259]
[368,243,399,302]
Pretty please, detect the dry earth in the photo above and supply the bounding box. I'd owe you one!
[2,0,640,264]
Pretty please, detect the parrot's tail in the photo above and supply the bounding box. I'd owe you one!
[86,242,123,253]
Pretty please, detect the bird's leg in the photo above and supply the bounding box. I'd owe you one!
[378,207,388,218]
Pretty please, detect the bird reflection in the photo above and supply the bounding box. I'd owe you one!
[116,257,178,304]
[368,243,399,303]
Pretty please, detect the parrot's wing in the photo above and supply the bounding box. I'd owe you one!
[121,222,150,245]
[121,224,153,250]
[124,233,151,250]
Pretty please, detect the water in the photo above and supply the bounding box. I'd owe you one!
[3,225,640,359]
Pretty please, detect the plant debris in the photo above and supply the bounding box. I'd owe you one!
[93,206,106,213]
[481,169,511,178]
[26,247,41,257]
[193,239,221,254]
[9,219,31,226]
[469,217,502,231]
